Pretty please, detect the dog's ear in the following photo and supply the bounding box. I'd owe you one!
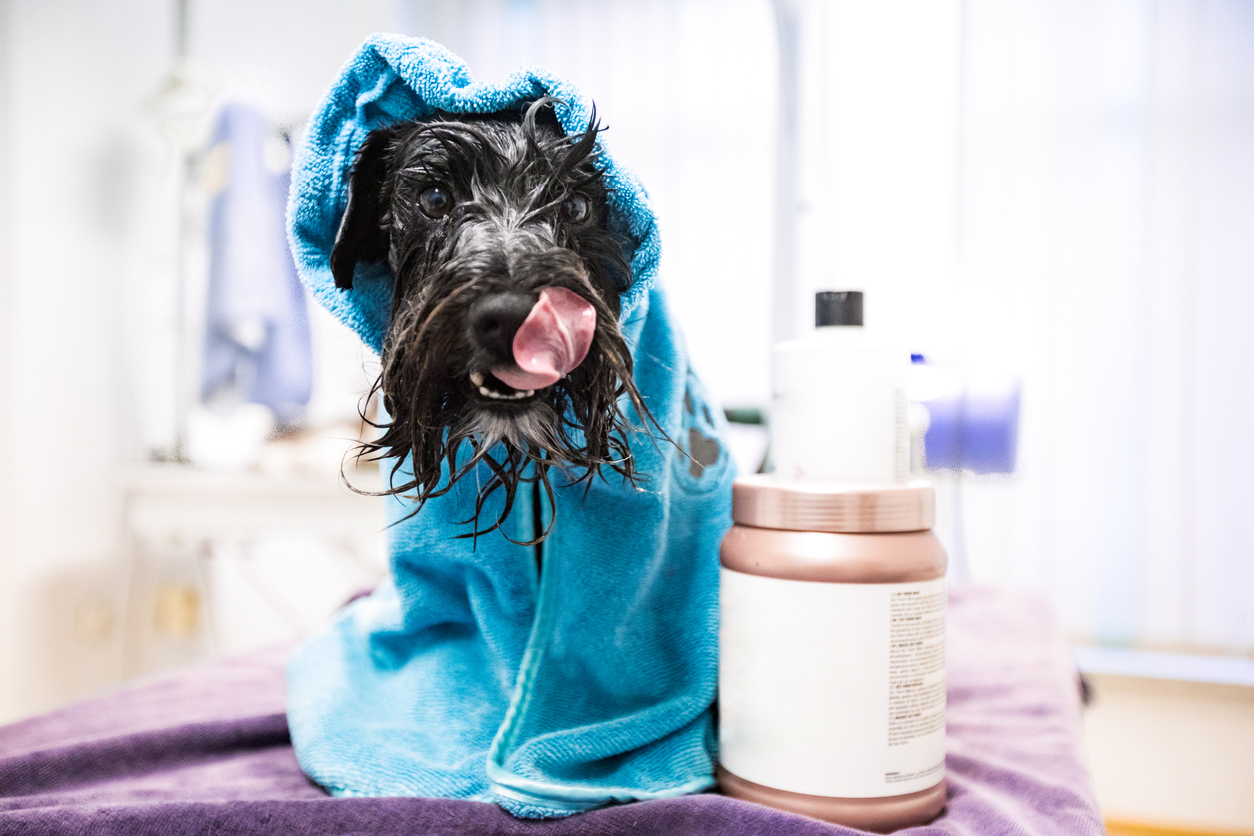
[331,126,397,290]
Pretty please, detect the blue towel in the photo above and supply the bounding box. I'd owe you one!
[202,102,312,425]
[284,35,735,818]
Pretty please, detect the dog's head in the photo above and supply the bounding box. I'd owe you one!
[330,99,651,540]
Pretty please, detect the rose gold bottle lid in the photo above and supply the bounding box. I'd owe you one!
[731,474,934,533]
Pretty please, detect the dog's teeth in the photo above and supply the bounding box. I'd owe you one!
[475,381,537,401]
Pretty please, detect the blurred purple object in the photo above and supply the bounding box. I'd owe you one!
[917,367,1021,474]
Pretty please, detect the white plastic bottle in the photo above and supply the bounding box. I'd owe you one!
[771,291,909,483]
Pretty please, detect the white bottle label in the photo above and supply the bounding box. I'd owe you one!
[719,570,946,798]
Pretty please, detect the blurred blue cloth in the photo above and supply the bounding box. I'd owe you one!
[202,103,312,425]
[284,35,735,818]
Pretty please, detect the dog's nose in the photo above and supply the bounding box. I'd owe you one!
[467,292,538,360]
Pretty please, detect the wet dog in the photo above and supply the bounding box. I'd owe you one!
[329,98,651,542]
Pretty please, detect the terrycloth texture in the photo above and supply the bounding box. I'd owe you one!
[0,588,1105,835]
[203,102,312,424]
[283,35,735,817]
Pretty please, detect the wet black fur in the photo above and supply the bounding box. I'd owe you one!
[332,99,654,542]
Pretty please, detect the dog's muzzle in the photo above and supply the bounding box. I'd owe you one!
[469,287,596,395]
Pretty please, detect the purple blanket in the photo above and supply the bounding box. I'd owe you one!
[0,587,1101,835]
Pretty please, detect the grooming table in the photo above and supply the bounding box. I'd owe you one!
[0,586,1103,835]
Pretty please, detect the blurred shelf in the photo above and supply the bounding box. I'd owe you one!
[121,463,386,542]
[1075,646,1254,688]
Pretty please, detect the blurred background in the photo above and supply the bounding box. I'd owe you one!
[0,0,1250,833]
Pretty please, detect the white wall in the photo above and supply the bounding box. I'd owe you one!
[0,0,173,721]
[784,0,962,352]
[0,0,12,721]
[0,0,413,722]
[765,0,1254,655]
[955,0,1254,651]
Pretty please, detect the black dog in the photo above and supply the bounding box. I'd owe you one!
[329,99,654,542]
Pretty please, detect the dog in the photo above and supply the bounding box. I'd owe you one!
[329,98,652,544]
[284,36,735,816]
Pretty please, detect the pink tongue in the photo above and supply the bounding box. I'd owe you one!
[492,287,596,390]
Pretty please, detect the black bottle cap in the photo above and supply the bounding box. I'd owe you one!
[815,291,863,327]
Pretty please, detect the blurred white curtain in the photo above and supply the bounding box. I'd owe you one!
[399,0,1254,653]
[957,0,1254,653]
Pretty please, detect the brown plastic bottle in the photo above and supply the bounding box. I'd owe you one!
[717,475,948,832]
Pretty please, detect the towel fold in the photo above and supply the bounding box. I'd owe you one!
[284,35,735,818]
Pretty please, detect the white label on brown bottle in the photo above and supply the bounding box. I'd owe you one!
[719,570,947,798]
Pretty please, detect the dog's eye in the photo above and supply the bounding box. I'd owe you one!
[418,186,453,219]
[561,194,591,224]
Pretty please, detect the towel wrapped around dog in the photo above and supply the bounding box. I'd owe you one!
[285,35,736,818]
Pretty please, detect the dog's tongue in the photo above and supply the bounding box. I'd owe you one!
[492,287,596,390]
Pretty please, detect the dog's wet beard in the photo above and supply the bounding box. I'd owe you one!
[344,100,654,543]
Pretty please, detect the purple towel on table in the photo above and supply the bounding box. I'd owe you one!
[0,587,1102,835]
